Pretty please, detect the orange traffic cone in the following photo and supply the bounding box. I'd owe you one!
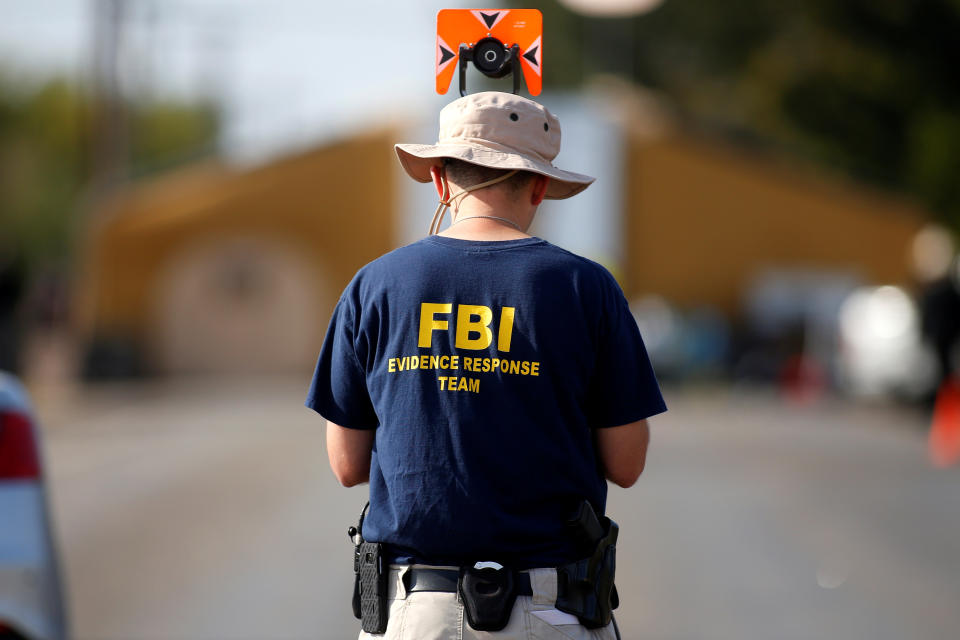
[929,376,960,468]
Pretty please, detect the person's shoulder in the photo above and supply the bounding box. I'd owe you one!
[343,238,435,291]
[362,238,435,270]
[532,240,621,287]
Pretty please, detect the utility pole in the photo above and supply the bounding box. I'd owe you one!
[90,0,128,199]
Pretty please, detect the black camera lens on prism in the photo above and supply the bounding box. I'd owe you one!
[458,38,521,97]
[472,37,512,77]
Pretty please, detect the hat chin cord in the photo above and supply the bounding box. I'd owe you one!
[429,170,520,235]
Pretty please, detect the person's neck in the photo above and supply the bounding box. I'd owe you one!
[436,197,531,241]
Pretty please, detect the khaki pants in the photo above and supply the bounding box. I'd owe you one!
[359,565,618,640]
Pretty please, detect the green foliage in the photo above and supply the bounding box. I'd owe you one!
[0,71,218,273]
[0,76,87,269]
[129,100,219,175]
[511,0,960,229]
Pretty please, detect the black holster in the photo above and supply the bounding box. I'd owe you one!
[555,501,620,629]
[458,563,519,631]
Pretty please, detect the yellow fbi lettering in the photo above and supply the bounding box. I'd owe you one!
[418,303,452,348]
[418,302,516,351]
[438,376,480,393]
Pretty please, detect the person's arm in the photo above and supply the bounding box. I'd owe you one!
[326,421,375,487]
[595,419,650,488]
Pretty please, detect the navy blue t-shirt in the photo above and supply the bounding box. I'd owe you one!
[306,236,666,568]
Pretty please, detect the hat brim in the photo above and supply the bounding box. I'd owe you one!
[395,143,595,200]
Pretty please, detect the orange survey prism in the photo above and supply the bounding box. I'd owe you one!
[436,9,543,96]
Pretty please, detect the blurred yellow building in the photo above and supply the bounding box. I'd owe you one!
[77,95,927,377]
[623,129,926,314]
[78,131,396,377]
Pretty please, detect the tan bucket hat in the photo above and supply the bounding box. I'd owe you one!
[395,91,595,200]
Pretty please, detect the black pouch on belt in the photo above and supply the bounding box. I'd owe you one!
[458,562,519,631]
[349,503,388,634]
[355,541,388,634]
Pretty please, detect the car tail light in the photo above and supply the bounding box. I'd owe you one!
[0,411,41,480]
[0,620,29,639]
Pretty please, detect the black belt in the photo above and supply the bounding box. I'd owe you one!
[404,568,533,596]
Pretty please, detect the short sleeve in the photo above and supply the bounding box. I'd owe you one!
[305,295,379,429]
[586,283,667,428]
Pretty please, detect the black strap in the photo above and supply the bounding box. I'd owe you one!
[405,569,459,593]
[405,568,533,596]
[357,502,370,538]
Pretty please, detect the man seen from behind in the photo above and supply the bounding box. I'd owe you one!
[307,91,666,639]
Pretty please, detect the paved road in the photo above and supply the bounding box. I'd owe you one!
[36,380,960,639]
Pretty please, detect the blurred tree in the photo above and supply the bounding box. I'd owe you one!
[0,77,85,273]
[511,0,960,230]
[0,71,218,275]
[129,100,219,175]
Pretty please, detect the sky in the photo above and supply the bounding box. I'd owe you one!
[0,0,471,161]
[1,1,620,262]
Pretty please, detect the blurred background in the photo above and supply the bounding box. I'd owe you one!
[1,0,959,638]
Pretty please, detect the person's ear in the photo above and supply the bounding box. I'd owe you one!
[430,165,446,198]
[531,175,549,206]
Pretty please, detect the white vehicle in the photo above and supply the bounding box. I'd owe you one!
[837,285,939,399]
[0,372,67,640]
